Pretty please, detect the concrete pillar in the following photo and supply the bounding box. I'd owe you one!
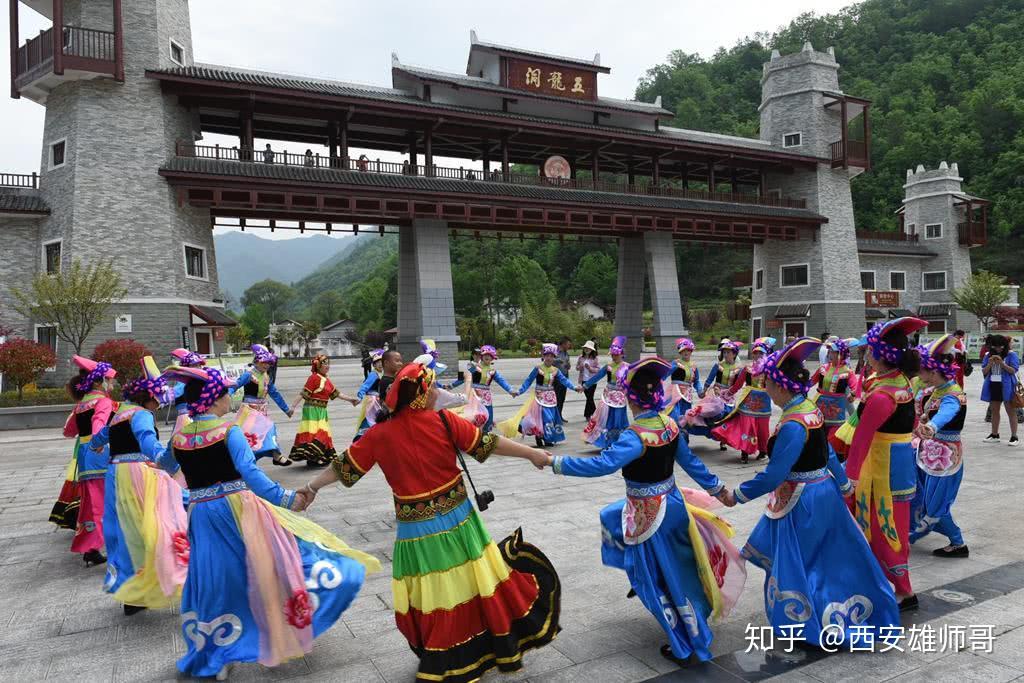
[396,219,461,362]
[643,231,687,357]
[613,235,646,359]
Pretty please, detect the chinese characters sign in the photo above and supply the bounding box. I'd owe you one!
[865,291,900,308]
[505,58,596,101]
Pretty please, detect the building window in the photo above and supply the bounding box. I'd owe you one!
[890,271,906,291]
[923,271,947,292]
[906,223,916,237]
[50,139,66,169]
[925,223,942,239]
[35,325,58,367]
[755,269,764,291]
[783,132,802,148]
[752,318,763,340]
[927,319,947,334]
[184,244,207,280]
[169,39,185,66]
[766,188,782,199]
[860,271,876,290]
[780,263,809,288]
[43,240,61,275]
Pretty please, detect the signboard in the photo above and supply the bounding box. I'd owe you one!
[766,319,783,330]
[114,314,132,333]
[543,155,571,179]
[214,327,226,342]
[865,291,900,308]
[504,57,597,100]
[181,326,191,349]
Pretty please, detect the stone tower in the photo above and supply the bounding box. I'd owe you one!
[4,0,217,375]
[752,42,866,339]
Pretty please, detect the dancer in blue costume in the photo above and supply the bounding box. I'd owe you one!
[169,347,206,421]
[667,337,701,423]
[499,343,579,446]
[581,336,631,449]
[165,366,379,680]
[544,358,743,665]
[725,338,899,647]
[229,344,293,465]
[693,339,743,450]
[352,348,385,441]
[910,335,969,557]
[447,344,517,431]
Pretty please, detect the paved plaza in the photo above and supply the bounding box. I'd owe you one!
[1,353,1023,682]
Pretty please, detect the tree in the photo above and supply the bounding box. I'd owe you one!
[93,338,153,385]
[10,259,128,355]
[0,338,57,398]
[241,280,296,323]
[310,291,346,326]
[568,252,618,306]
[225,322,252,352]
[272,326,298,355]
[952,270,1009,331]
[239,303,271,343]
[294,320,322,358]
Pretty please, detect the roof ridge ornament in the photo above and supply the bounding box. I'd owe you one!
[391,52,401,67]
[470,29,478,44]
[594,52,601,66]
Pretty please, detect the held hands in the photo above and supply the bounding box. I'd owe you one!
[917,421,936,439]
[293,484,318,512]
[575,387,584,393]
[526,449,552,470]
[716,489,737,507]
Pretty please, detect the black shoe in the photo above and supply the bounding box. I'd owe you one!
[719,442,727,451]
[933,544,969,558]
[123,604,147,616]
[535,437,544,448]
[626,588,637,599]
[306,459,328,468]
[83,549,106,567]
[272,456,293,466]
[740,454,749,463]
[756,452,767,460]
[898,594,919,612]
[659,644,696,667]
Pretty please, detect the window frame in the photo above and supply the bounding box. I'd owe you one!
[922,270,947,292]
[906,223,917,238]
[860,270,876,291]
[183,242,209,282]
[169,38,185,66]
[926,319,947,335]
[765,188,782,200]
[889,270,906,292]
[782,132,802,148]
[754,268,765,291]
[784,320,807,338]
[41,238,62,275]
[34,323,58,371]
[751,317,763,341]
[49,137,67,170]
[924,223,943,240]
[779,262,810,289]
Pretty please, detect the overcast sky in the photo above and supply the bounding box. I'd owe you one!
[3,0,853,238]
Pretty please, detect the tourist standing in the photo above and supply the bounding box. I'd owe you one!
[543,358,743,666]
[287,354,359,468]
[501,343,580,446]
[576,340,601,420]
[230,344,293,466]
[981,334,1020,446]
[447,345,517,431]
[666,337,701,423]
[581,336,631,448]
[724,338,899,646]
[554,337,572,421]
[910,335,969,557]
[353,348,385,441]
[299,359,560,683]
[811,337,856,444]
[712,337,775,463]
[847,317,927,611]
[166,366,378,680]
[376,349,405,407]
[88,356,187,614]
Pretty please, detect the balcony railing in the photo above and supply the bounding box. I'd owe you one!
[830,139,869,168]
[176,143,808,210]
[958,221,987,246]
[15,25,116,85]
[857,229,918,243]
[0,173,39,189]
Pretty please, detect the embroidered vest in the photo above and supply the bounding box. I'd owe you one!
[172,418,241,489]
[243,371,270,399]
[108,404,156,456]
[818,363,851,394]
[766,398,827,472]
[621,417,681,484]
[73,392,111,437]
[671,361,695,383]
[926,384,968,432]
[857,371,915,434]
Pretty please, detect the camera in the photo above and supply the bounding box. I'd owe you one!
[475,489,495,511]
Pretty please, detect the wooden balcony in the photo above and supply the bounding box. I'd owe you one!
[177,142,809,210]
[856,228,918,242]
[0,172,38,189]
[958,221,987,246]
[12,24,121,101]
[831,139,869,169]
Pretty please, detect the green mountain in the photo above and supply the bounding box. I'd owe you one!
[293,234,397,301]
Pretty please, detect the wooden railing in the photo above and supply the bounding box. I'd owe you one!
[176,142,809,210]
[0,173,39,189]
[831,139,869,167]
[15,27,54,78]
[958,221,987,246]
[15,25,116,82]
[857,229,919,243]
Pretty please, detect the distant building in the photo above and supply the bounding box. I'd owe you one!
[318,319,359,357]
[575,300,610,320]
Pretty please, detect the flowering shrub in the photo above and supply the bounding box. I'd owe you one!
[0,338,57,398]
[93,338,152,385]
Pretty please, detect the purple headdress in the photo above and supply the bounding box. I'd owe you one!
[624,357,672,411]
[420,339,439,358]
[675,337,695,353]
[370,348,385,362]
[751,337,777,356]
[251,344,277,364]
[541,343,559,357]
[918,334,959,380]
[609,336,627,355]
[123,356,169,405]
[170,347,205,368]
[162,366,232,417]
[866,317,927,365]
[72,355,115,393]
[824,336,850,359]
[479,344,498,359]
[763,337,822,395]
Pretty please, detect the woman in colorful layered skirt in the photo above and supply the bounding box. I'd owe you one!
[909,335,969,558]
[166,366,378,681]
[301,359,560,683]
[691,339,743,450]
[57,355,117,566]
[288,354,358,468]
[811,337,856,445]
[168,347,205,430]
[352,348,385,441]
[229,344,293,466]
[666,337,701,423]
[447,345,517,431]
[712,337,775,463]
[544,358,744,666]
[88,356,188,615]
[725,338,899,647]
[847,317,928,611]
[500,343,580,447]
[581,336,631,449]
[828,336,870,460]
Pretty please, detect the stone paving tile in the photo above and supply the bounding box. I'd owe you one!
[884,650,1021,682]
[527,651,657,683]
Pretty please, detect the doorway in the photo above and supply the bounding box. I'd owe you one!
[195,330,212,355]
[783,321,806,338]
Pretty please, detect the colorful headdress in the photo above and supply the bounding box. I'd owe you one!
[866,317,927,365]
[609,336,627,355]
[917,334,959,380]
[719,339,742,354]
[384,360,436,412]
[624,357,673,411]
[763,337,822,395]
[675,337,695,353]
[161,366,232,417]
[420,339,439,358]
[311,353,330,374]
[122,356,169,405]
[369,348,385,362]
[72,355,116,392]
[479,345,498,359]
[824,336,850,359]
[170,347,205,368]
[250,344,278,364]
[751,337,777,356]
[541,343,558,357]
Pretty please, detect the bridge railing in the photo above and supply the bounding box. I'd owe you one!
[175,142,808,210]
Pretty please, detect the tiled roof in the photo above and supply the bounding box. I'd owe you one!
[775,304,811,318]
[470,37,605,71]
[856,238,937,257]
[162,156,825,222]
[0,191,49,215]
[865,308,885,319]
[189,305,237,327]
[918,304,955,317]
